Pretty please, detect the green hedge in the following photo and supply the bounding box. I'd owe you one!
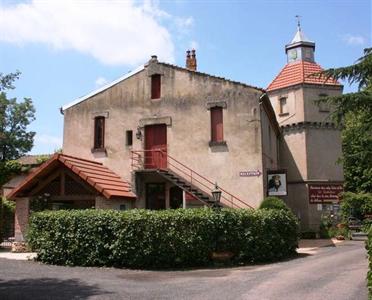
[27,208,299,268]
[367,229,372,298]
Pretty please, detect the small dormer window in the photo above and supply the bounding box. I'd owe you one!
[151,74,161,99]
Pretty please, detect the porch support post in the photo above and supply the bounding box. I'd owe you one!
[14,197,30,242]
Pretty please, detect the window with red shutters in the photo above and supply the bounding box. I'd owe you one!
[151,74,161,99]
[94,116,105,149]
[210,107,223,143]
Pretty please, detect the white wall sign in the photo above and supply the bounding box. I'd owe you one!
[240,170,262,177]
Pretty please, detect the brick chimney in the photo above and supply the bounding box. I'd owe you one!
[186,49,197,71]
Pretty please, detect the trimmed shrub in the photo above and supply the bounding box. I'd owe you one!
[27,208,299,268]
[259,196,290,211]
[367,229,372,298]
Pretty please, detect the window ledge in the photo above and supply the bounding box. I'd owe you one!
[91,148,107,154]
[279,112,289,117]
[319,110,330,113]
[209,140,227,147]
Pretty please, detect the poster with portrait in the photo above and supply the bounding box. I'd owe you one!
[267,170,287,196]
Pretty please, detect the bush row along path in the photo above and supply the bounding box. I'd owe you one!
[0,241,368,300]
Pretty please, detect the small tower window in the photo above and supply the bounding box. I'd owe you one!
[151,74,161,99]
[318,94,330,112]
[279,97,288,115]
[210,107,224,143]
[94,116,105,149]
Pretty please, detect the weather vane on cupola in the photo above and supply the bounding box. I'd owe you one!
[295,15,301,31]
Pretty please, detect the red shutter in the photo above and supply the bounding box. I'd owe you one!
[211,107,223,142]
[151,74,161,99]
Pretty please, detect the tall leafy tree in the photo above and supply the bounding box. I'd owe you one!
[0,71,35,178]
[317,48,372,193]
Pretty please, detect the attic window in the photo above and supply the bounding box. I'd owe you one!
[210,107,224,143]
[93,116,105,150]
[151,74,161,99]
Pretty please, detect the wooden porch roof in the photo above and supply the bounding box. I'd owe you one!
[8,153,136,200]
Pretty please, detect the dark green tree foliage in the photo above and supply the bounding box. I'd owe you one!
[342,111,372,192]
[27,209,299,268]
[340,192,372,221]
[367,230,372,298]
[0,72,36,161]
[0,197,15,241]
[316,48,372,193]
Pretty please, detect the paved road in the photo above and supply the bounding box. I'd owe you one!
[0,241,368,300]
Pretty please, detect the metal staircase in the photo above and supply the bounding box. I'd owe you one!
[131,149,253,209]
[157,169,212,206]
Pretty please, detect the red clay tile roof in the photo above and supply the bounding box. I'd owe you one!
[8,153,136,200]
[267,61,341,92]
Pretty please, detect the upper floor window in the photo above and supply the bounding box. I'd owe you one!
[318,94,330,112]
[151,74,161,99]
[210,106,224,143]
[94,116,105,150]
[279,97,288,115]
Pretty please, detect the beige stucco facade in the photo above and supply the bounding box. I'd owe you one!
[269,84,343,230]
[63,58,279,209]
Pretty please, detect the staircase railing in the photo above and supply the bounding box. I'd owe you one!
[131,149,254,209]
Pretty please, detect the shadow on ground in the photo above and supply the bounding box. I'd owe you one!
[0,277,111,300]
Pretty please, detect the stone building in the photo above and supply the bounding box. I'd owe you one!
[267,25,344,230]
[9,25,343,240]
[9,50,280,241]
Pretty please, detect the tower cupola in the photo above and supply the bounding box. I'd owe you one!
[285,17,315,63]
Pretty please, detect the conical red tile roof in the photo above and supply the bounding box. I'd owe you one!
[267,61,340,92]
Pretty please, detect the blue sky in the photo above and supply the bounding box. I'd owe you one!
[0,0,370,155]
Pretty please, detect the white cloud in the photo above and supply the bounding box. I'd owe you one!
[342,34,366,46]
[0,0,177,66]
[35,134,62,149]
[175,16,194,29]
[95,76,108,87]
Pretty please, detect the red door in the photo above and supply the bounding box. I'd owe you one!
[145,124,167,169]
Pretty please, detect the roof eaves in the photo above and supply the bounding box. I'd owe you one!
[62,65,145,111]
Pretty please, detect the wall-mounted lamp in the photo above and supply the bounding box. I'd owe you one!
[136,126,142,140]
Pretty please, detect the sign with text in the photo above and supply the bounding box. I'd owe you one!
[240,170,262,177]
[308,184,343,203]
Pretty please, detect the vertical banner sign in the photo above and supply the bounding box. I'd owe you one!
[267,170,287,196]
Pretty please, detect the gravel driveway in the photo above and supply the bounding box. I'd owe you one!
[0,240,368,300]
